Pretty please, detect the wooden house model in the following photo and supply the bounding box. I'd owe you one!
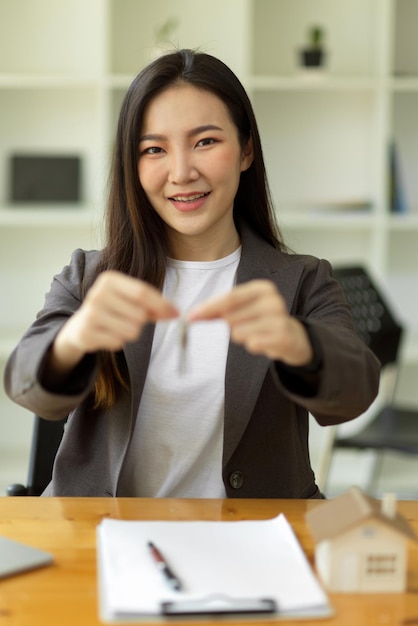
[306,487,417,593]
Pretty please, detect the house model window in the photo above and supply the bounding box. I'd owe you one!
[366,554,397,576]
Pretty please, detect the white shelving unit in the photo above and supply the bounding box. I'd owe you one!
[248,0,418,408]
[1,0,418,466]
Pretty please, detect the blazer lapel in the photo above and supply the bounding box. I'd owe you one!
[123,323,155,431]
[223,225,305,465]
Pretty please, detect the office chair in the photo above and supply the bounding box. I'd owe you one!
[317,265,418,497]
[6,415,66,496]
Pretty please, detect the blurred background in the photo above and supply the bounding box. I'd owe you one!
[1,0,418,497]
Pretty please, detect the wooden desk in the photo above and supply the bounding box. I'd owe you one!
[0,497,418,625]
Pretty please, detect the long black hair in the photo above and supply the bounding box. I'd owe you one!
[94,49,285,407]
[101,49,284,282]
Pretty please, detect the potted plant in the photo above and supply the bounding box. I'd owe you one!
[299,25,326,68]
[150,17,179,59]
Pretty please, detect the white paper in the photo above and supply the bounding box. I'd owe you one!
[97,513,332,621]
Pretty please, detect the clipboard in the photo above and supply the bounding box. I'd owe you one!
[161,595,276,616]
[96,514,332,622]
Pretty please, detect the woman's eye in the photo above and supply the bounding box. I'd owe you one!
[145,146,163,155]
[197,138,216,147]
[139,146,164,156]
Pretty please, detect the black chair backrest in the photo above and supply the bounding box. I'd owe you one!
[26,416,66,495]
[332,266,403,368]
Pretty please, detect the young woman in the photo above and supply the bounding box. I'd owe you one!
[4,49,380,498]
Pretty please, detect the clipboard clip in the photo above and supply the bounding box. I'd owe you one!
[161,594,277,616]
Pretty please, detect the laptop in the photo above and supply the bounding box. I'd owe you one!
[0,536,53,579]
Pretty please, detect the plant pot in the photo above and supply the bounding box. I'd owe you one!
[300,48,324,68]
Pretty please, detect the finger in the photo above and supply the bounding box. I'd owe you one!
[230,316,281,348]
[188,280,281,322]
[226,294,286,327]
[233,316,313,365]
[88,312,146,345]
[66,277,176,354]
[63,307,135,353]
[90,271,179,321]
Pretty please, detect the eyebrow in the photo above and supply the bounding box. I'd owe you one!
[139,124,224,143]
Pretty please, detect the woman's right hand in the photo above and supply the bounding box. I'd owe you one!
[48,271,179,377]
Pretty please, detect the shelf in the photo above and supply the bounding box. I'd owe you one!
[387,213,418,230]
[391,76,418,92]
[0,207,100,228]
[249,75,418,94]
[279,212,418,231]
[0,75,101,89]
[247,74,381,92]
[280,210,375,229]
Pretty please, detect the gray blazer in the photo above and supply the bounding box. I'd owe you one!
[4,225,380,498]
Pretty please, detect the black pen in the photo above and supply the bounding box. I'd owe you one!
[148,541,182,591]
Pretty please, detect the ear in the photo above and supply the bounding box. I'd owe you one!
[240,135,254,172]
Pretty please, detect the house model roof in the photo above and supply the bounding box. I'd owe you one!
[306,486,417,544]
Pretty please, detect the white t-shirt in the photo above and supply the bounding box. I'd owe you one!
[117,247,241,497]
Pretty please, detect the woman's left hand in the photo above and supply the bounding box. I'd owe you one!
[188,280,313,366]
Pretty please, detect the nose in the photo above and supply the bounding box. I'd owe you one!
[167,149,199,184]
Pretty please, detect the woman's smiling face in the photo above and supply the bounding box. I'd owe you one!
[137,84,253,260]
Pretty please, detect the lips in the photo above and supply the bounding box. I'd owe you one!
[167,191,211,212]
[169,192,210,203]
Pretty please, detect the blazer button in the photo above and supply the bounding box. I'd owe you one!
[229,471,243,489]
